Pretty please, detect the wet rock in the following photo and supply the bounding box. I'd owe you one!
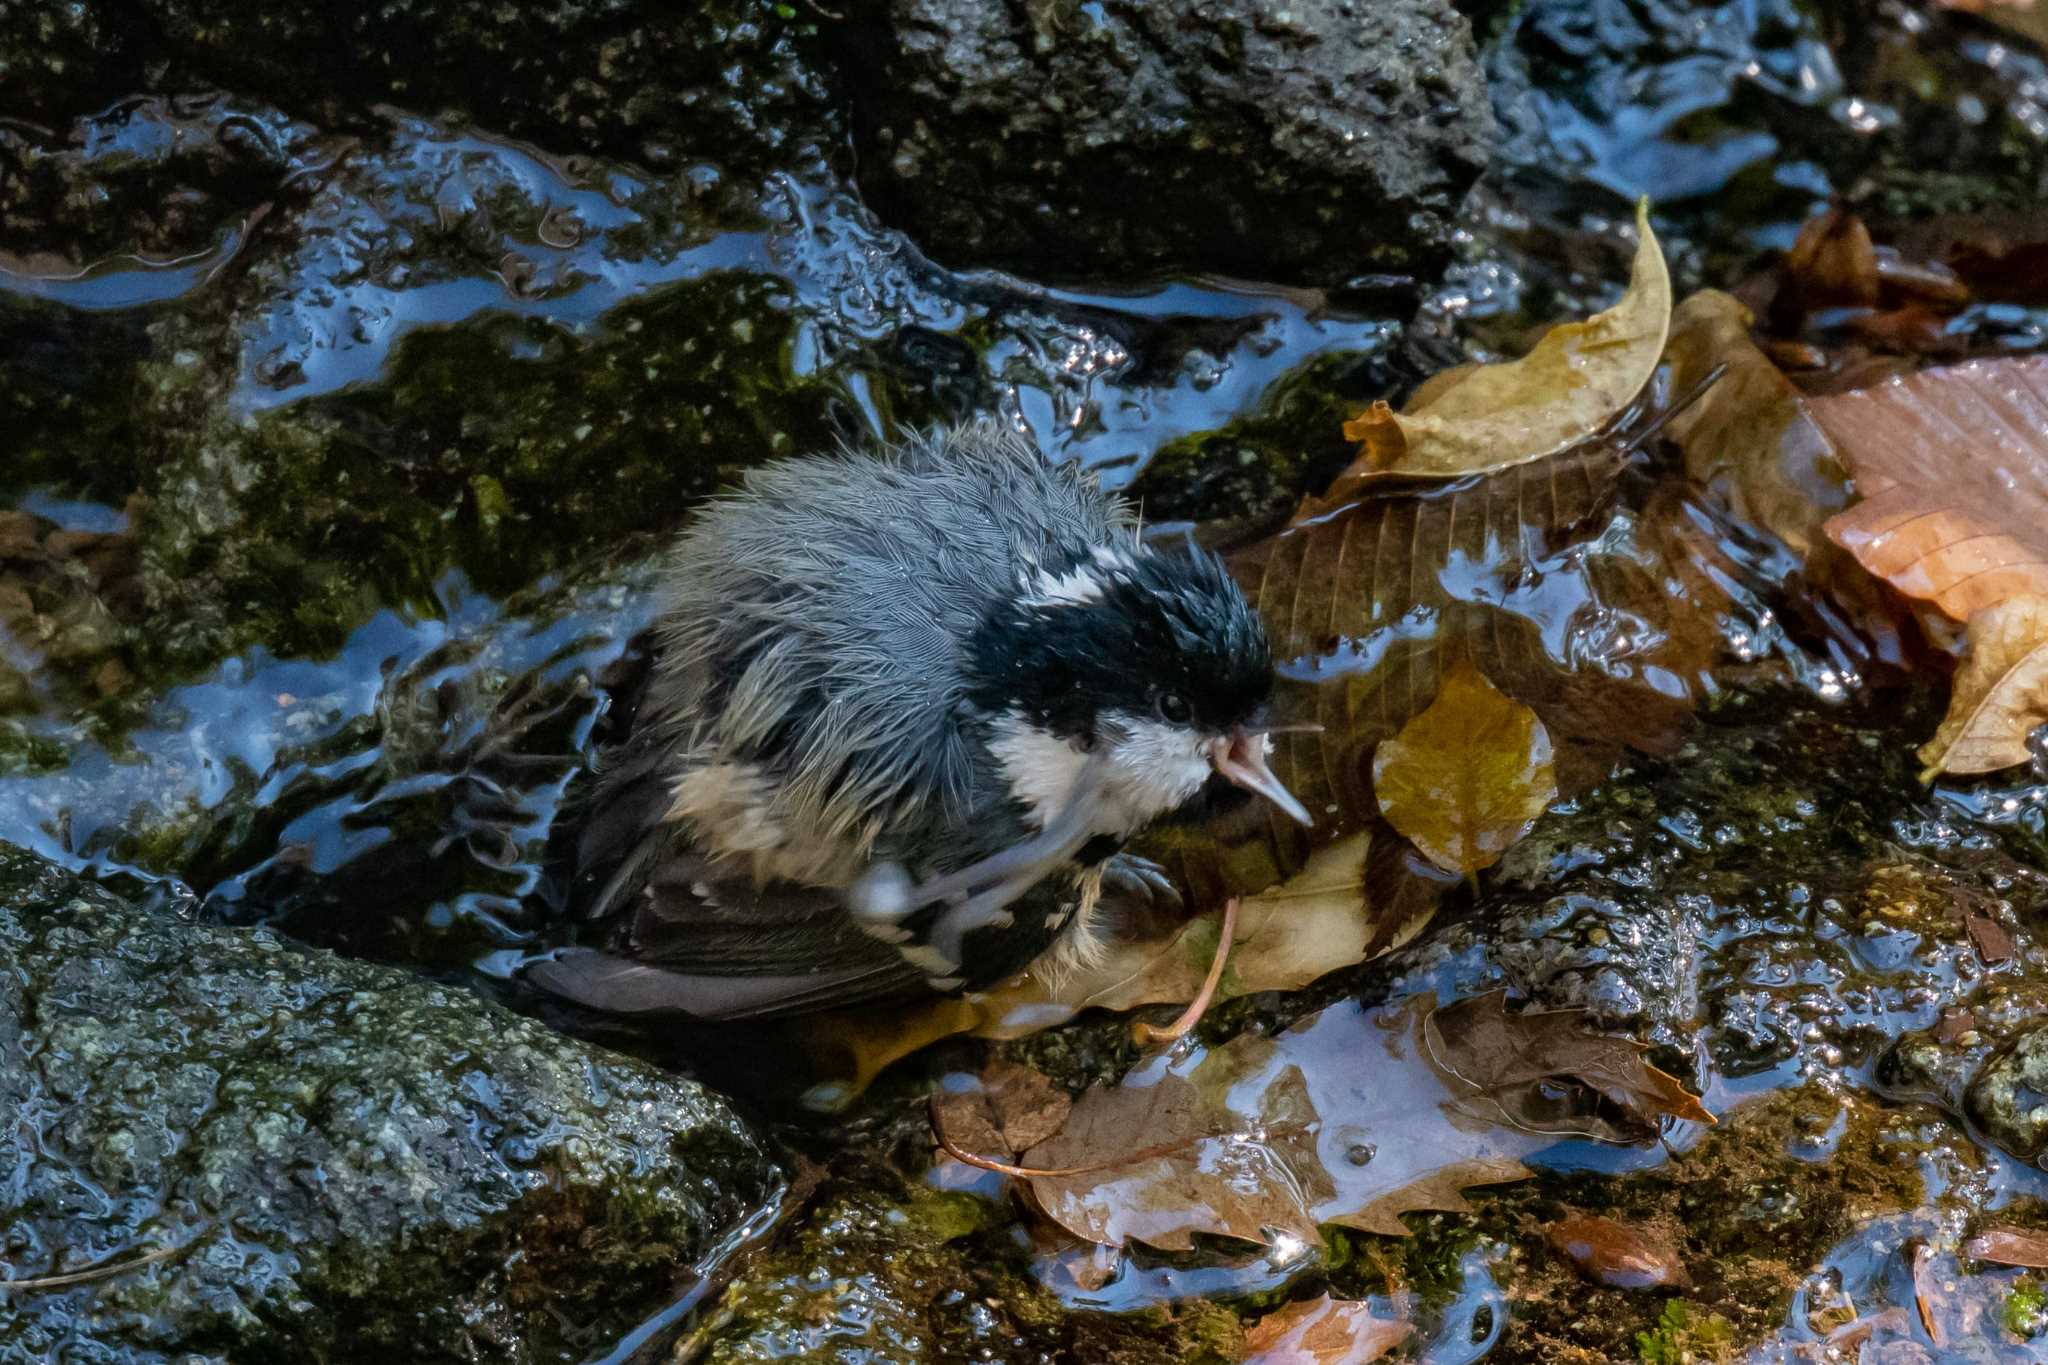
[0,1,839,178]
[1404,693,2048,1084]
[1970,1026,2048,1162]
[0,843,783,1362]
[836,0,1495,286]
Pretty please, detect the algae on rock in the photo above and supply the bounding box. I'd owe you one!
[0,843,783,1363]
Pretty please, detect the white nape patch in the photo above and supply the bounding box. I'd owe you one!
[987,711,1091,830]
[1098,712,1214,828]
[1020,562,1106,607]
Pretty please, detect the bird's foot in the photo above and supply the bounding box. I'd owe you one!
[1131,896,1239,1049]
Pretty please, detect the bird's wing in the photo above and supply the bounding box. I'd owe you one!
[531,843,932,1020]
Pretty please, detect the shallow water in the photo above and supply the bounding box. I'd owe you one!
[6,0,2048,1359]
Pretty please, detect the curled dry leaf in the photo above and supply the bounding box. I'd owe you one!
[1244,1294,1411,1365]
[1917,594,2048,780]
[1965,1226,2048,1268]
[1372,659,1558,877]
[1424,990,1715,1139]
[1545,1214,1690,1290]
[1330,198,1669,486]
[1663,290,1852,559]
[1816,356,2048,622]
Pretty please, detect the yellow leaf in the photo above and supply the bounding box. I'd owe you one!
[1918,594,2048,780]
[1336,198,1670,482]
[1372,661,1558,876]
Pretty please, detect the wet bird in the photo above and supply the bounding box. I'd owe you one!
[527,422,1309,1021]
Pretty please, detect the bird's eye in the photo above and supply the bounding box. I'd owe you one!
[1157,691,1193,725]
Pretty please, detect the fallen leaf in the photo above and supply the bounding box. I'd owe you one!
[1017,992,1681,1253]
[1937,0,2048,50]
[982,1058,1072,1152]
[1913,1241,1944,1347]
[931,1059,1074,1165]
[1331,198,1670,484]
[1024,1067,1331,1251]
[1663,290,1852,559]
[1917,594,2048,779]
[1965,1226,2048,1268]
[1817,357,2048,622]
[1966,911,2017,965]
[1782,207,1880,314]
[1373,661,1559,877]
[1546,1214,1690,1290]
[1423,990,1715,1138]
[804,834,1437,1094]
[1244,1295,1411,1365]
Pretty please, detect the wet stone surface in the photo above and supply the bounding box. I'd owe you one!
[838,0,1495,286]
[0,842,782,1364]
[3,0,2048,1358]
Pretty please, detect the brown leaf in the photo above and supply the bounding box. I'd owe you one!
[1545,1214,1690,1290]
[1329,198,1670,485]
[931,1089,1011,1162]
[1917,594,2048,779]
[1373,660,1558,877]
[1423,989,1715,1138]
[1664,290,1852,559]
[1244,1295,1411,1365]
[1817,357,2048,622]
[1023,1069,1331,1251]
[1019,997,1550,1250]
[1966,911,2018,966]
[1912,1241,1944,1347]
[1784,207,1880,312]
[982,1059,1072,1153]
[1966,1226,2048,1268]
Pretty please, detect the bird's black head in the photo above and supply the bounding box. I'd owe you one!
[966,543,1310,829]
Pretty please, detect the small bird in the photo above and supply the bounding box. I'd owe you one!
[527,422,1309,1021]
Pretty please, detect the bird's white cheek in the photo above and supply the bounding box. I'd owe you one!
[1101,716,1212,825]
[988,711,1092,830]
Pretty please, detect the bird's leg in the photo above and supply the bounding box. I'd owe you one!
[1132,896,1239,1048]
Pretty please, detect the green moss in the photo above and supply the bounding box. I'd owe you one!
[1635,1299,1736,1365]
[2006,1277,2047,1338]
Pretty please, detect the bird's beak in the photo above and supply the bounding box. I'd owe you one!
[1208,729,1313,827]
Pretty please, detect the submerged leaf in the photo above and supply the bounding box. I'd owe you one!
[1023,1068,1330,1251]
[1817,357,2048,621]
[1243,1294,1411,1365]
[1372,661,1558,877]
[1011,993,1686,1253]
[1965,1226,2048,1268]
[1545,1214,1690,1290]
[1423,990,1715,1139]
[1330,199,1670,484]
[1918,595,2048,779]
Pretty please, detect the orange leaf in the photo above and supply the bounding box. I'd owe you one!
[1816,357,2048,621]
[1244,1295,1411,1365]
